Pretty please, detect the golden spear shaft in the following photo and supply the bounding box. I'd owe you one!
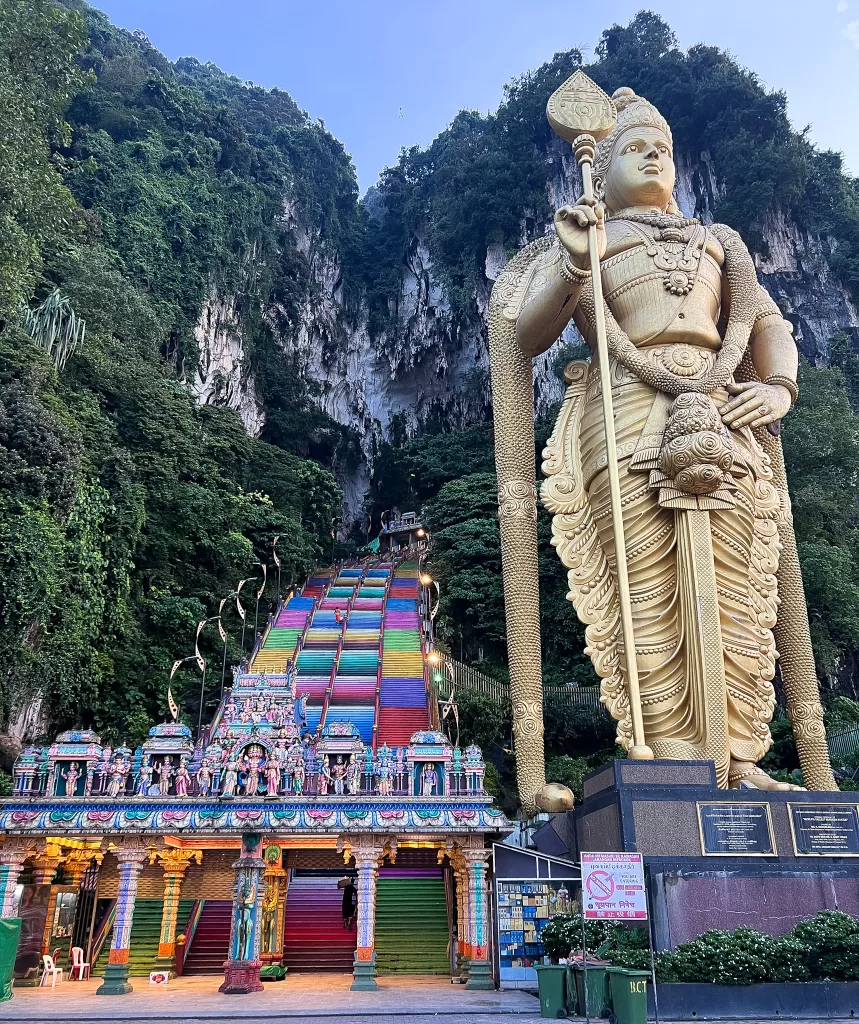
[570,132,653,760]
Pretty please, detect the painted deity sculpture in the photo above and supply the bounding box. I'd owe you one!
[196,759,212,797]
[346,756,360,796]
[291,756,305,795]
[420,763,439,797]
[222,757,239,798]
[265,756,281,797]
[61,761,81,797]
[260,882,278,954]
[175,757,191,797]
[488,78,837,807]
[107,756,129,798]
[330,756,347,795]
[135,754,153,796]
[158,757,174,796]
[241,746,264,797]
[377,759,393,797]
[318,755,330,796]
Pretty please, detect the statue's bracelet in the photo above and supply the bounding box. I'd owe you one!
[763,374,799,406]
[560,256,591,284]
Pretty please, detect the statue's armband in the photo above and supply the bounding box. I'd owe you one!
[494,237,561,323]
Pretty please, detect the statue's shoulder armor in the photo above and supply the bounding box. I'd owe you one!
[492,234,559,322]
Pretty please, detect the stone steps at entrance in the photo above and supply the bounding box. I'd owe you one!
[182,900,232,975]
[282,873,356,971]
[375,876,450,974]
[94,898,194,976]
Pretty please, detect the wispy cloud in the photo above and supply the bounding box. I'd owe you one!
[845,19,859,45]
[838,0,849,12]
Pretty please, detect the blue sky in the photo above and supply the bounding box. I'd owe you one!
[92,0,859,192]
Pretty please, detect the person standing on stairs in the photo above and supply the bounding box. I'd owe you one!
[341,877,357,931]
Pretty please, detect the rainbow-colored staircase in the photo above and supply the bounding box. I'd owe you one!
[250,593,316,675]
[377,561,428,745]
[248,556,430,750]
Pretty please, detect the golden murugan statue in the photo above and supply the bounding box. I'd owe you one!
[488,73,837,812]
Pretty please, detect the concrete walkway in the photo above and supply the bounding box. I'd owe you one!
[2,974,855,1023]
[1,974,541,1021]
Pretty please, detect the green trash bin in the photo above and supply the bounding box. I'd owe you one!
[535,964,568,1018]
[606,966,650,1024]
[568,964,611,1018]
[0,919,21,1002]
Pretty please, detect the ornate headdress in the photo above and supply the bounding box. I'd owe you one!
[593,87,678,213]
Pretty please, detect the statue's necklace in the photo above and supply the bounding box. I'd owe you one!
[624,219,706,297]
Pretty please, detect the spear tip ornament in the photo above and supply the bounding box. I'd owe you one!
[546,70,616,144]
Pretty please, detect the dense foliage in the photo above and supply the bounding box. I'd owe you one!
[0,0,353,747]
[540,911,859,985]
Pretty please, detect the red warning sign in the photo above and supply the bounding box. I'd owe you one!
[581,853,647,920]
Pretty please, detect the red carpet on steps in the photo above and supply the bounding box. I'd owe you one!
[282,872,357,971]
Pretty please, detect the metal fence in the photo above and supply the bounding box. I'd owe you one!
[437,656,605,716]
[827,726,859,765]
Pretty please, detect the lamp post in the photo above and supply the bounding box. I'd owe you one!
[272,535,282,603]
[217,592,238,697]
[191,615,221,740]
[420,573,440,621]
[253,564,267,646]
[234,578,255,657]
[438,659,459,747]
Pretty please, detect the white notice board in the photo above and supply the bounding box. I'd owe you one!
[581,852,647,921]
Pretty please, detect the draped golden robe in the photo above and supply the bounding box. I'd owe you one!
[540,232,782,787]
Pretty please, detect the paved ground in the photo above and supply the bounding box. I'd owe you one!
[2,974,540,1021]
[2,974,855,1023]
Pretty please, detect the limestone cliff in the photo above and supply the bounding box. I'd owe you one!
[192,141,859,518]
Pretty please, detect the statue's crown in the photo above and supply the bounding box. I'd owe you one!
[593,87,673,181]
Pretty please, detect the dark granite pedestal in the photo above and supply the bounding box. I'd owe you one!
[533,760,859,949]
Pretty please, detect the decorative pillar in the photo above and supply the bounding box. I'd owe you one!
[151,847,202,974]
[461,839,493,990]
[440,843,470,981]
[454,856,471,980]
[62,846,104,889]
[259,844,287,979]
[220,832,266,994]
[339,834,396,991]
[0,838,37,918]
[33,843,65,961]
[97,838,152,996]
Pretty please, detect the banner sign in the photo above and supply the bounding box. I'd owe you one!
[581,852,647,920]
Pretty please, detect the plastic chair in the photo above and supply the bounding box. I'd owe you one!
[69,946,90,980]
[40,953,63,987]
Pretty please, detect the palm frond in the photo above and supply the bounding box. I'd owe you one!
[20,289,86,371]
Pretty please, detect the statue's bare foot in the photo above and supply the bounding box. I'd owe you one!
[728,761,804,791]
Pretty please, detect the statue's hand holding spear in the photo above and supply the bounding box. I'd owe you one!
[554,199,606,268]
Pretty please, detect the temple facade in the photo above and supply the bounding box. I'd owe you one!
[0,554,511,994]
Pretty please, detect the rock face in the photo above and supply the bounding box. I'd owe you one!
[193,288,265,437]
[192,142,859,516]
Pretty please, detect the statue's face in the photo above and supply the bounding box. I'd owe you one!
[603,127,675,212]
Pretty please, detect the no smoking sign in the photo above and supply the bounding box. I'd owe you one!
[581,852,647,920]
